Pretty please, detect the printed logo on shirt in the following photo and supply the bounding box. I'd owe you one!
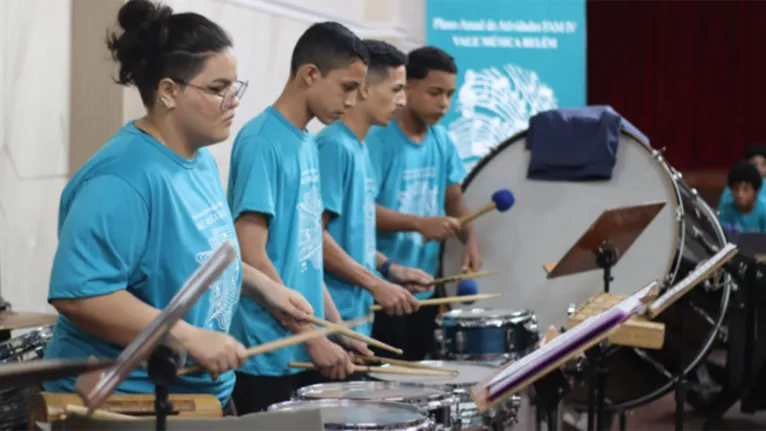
[398,167,438,245]
[364,177,377,269]
[298,168,323,273]
[193,202,241,332]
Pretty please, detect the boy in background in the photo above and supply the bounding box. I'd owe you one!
[718,144,766,213]
[366,46,481,360]
[718,162,766,233]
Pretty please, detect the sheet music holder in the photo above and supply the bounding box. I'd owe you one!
[470,282,658,413]
[76,241,238,431]
[544,201,666,281]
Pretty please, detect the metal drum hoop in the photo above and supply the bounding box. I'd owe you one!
[295,381,459,412]
[268,398,434,430]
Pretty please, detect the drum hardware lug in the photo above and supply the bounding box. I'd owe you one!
[456,331,465,354]
[675,207,684,222]
[524,321,539,335]
[567,303,576,317]
[652,147,667,161]
[506,329,516,352]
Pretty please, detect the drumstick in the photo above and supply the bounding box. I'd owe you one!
[288,361,458,377]
[369,293,501,311]
[305,315,403,356]
[177,315,372,376]
[358,356,459,375]
[458,189,515,226]
[424,270,500,286]
[65,404,139,420]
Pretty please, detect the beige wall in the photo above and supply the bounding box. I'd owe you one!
[0,0,425,315]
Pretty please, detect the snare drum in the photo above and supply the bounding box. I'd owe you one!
[0,326,53,431]
[268,399,435,430]
[368,360,521,431]
[295,382,458,430]
[435,309,539,361]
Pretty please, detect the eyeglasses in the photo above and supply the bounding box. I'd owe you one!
[172,78,249,111]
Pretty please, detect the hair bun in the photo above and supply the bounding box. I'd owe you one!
[117,0,173,33]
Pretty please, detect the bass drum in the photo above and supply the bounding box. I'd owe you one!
[440,129,732,410]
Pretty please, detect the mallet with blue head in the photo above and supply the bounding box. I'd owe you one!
[458,189,515,226]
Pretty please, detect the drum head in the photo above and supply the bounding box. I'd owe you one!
[441,131,679,331]
[369,360,498,386]
[268,399,428,429]
[296,382,448,405]
[438,308,531,323]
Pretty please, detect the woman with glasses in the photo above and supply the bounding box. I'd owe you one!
[42,0,312,413]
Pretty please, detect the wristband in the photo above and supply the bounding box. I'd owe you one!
[380,260,395,279]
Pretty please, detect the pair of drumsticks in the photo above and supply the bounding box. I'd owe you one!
[177,269,501,374]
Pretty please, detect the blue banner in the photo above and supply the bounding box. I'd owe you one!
[426,0,587,171]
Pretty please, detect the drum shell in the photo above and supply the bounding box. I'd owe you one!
[435,309,539,362]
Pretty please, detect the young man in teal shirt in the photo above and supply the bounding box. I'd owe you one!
[316,40,433,339]
[227,22,371,413]
[366,46,481,360]
[718,162,766,233]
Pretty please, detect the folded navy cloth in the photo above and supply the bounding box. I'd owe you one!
[526,106,623,181]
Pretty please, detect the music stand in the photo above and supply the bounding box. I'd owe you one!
[544,201,666,431]
[76,241,238,431]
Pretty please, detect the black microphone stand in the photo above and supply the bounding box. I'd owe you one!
[147,344,184,431]
[586,241,618,431]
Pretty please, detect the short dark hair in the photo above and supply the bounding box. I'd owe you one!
[728,161,763,191]
[406,46,457,80]
[290,22,369,77]
[106,0,233,108]
[744,143,766,161]
[362,40,406,81]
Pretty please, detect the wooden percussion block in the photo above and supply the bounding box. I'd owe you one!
[28,392,222,427]
[567,293,665,350]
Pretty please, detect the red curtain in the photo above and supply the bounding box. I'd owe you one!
[587,0,766,172]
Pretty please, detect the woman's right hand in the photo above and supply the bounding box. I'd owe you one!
[183,327,247,380]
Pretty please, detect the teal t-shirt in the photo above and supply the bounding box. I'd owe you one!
[43,122,242,406]
[718,185,766,213]
[316,121,377,336]
[227,107,325,376]
[366,121,466,299]
[718,198,766,233]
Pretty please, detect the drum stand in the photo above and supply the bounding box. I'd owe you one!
[585,242,617,431]
[147,344,184,431]
[673,296,689,431]
[534,368,571,431]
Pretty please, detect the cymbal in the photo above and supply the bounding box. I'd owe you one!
[0,358,115,387]
[0,310,57,331]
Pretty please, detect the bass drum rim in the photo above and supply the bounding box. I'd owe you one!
[439,129,732,411]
